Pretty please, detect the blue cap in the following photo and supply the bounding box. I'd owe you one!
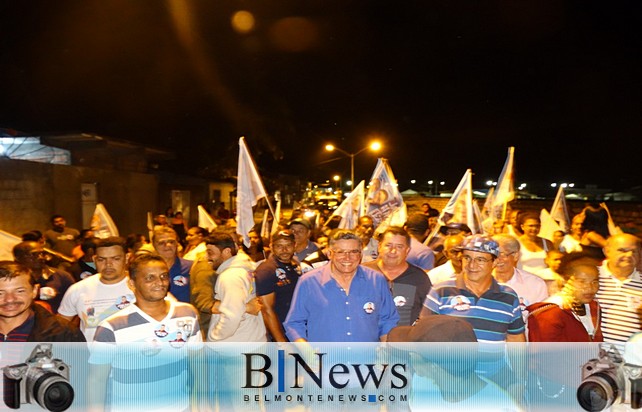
[460,234,499,257]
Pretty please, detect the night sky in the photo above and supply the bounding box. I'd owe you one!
[1,1,642,194]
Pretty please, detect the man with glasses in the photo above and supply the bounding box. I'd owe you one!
[420,234,526,404]
[421,234,525,340]
[255,230,302,341]
[13,241,75,314]
[284,229,399,342]
[152,226,193,303]
[492,234,549,319]
[364,226,431,326]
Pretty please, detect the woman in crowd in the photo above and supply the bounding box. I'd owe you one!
[526,253,602,342]
[526,253,602,410]
[579,204,610,261]
[559,213,585,253]
[517,212,553,275]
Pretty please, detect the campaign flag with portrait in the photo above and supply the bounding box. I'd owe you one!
[364,158,404,228]
[426,169,479,245]
[91,203,119,238]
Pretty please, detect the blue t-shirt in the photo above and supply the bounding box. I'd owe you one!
[169,258,193,303]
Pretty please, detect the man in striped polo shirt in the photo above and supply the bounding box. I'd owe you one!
[596,233,642,345]
[420,234,526,404]
[88,253,202,412]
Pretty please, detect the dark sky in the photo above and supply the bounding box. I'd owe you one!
[1,1,642,194]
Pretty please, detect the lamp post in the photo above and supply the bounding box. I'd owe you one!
[325,141,382,188]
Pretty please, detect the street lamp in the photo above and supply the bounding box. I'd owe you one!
[324,141,382,188]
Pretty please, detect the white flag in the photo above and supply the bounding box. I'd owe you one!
[198,205,217,232]
[492,147,515,219]
[330,180,365,230]
[0,229,21,261]
[260,209,270,239]
[91,203,119,238]
[440,169,477,231]
[236,137,269,247]
[364,159,404,229]
[550,186,570,233]
[375,202,408,236]
[427,169,478,244]
[146,211,155,242]
[539,208,562,242]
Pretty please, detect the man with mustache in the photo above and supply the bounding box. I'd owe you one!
[0,261,84,341]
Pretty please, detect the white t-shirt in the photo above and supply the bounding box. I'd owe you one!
[57,274,135,342]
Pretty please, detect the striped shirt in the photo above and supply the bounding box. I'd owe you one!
[423,276,525,342]
[596,266,642,344]
[423,276,524,376]
[90,299,202,412]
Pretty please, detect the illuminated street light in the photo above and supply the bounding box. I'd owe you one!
[324,141,382,187]
[333,174,341,191]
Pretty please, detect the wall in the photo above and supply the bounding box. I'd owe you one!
[0,158,160,237]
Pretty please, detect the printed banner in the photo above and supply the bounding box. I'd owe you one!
[365,159,404,228]
[90,203,119,238]
[4,341,641,411]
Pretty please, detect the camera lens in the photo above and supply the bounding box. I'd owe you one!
[577,373,619,412]
[32,372,74,412]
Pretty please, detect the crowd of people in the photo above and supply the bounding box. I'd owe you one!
[1,201,641,411]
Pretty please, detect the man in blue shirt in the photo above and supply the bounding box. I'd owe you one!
[284,229,399,342]
[152,226,193,303]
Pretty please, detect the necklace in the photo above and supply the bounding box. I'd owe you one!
[536,376,565,399]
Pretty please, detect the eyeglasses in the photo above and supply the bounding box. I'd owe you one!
[461,255,492,265]
[332,249,362,257]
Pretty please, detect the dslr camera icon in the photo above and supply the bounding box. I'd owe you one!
[577,345,642,411]
[3,344,73,412]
